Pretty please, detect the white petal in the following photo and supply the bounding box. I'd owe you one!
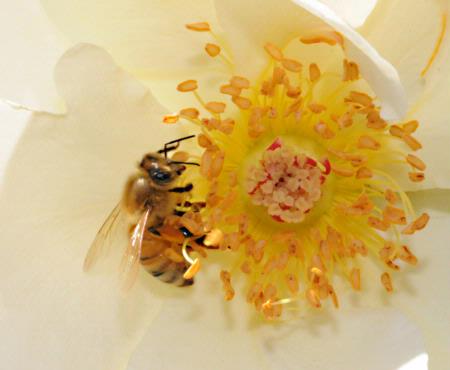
[260,309,425,370]
[359,1,450,189]
[359,0,448,111]
[392,190,450,370]
[128,258,426,370]
[213,0,407,118]
[319,0,377,28]
[0,44,187,370]
[42,0,218,74]
[0,102,30,186]
[0,1,69,112]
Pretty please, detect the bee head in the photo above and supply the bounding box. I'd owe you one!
[140,153,186,187]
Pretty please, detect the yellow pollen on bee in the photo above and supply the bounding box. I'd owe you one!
[183,258,201,280]
[204,228,224,247]
[168,35,428,318]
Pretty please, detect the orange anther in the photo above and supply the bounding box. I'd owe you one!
[346,91,373,107]
[185,22,210,32]
[403,134,422,151]
[398,246,418,265]
[282,58,303,73]
[356,167,373,179]
[163,114,179,124]
[381,272,393,293]
[402,120,419,133]
[230,76,250,89]
[357,135,381,150]
[308,103,326,114]
[264,42,283,60]
[285,273,299,294]
[389,125,405,138]
[368,216,390,231]
[383,205,407,225]
[402,213,430,235]
[385,189,398,204]
[314,121,335,139]
[332,165,354,177]
[350,268,361,290]
[309,63,321,82]
[232,96,252,110]
[205,101,226,114]
[306,288,321,308]
[409,172,425,182]
[406,154,426,171]
[343,59,360,81]
[300,31,344,46]
[220,84,241,96]
[180,107,200,119]
[205,43,221,57]
[177,79,198,92]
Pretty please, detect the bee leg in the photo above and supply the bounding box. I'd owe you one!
[147,217,164,235]
[147,226,161,236]
[168,183,193,193]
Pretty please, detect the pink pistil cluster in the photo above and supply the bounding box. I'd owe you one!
[246,138,330,223]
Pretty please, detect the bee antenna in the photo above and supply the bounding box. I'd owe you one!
[158,135,197,158]
[171,161,200,167]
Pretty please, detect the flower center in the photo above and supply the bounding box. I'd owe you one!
[246,138,330,223]
[163,22,430,320]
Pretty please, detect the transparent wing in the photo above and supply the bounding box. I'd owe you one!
[120,206,152,291]
[83,202,124,271]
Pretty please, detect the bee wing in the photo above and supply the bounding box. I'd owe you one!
[83,202,124,271]
[120,206,152,291]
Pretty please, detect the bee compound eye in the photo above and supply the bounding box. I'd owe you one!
[150,168,172,184]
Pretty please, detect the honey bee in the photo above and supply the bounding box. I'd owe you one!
[84,135,211,289]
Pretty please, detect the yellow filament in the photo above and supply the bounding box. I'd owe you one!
[421,13,448,77]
